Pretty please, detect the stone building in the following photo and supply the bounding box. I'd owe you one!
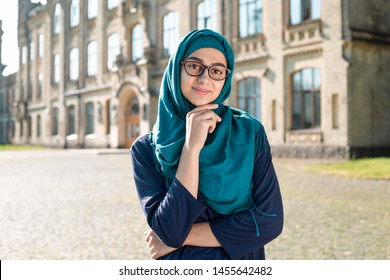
[0,0,389,157]
[0,21,16,144]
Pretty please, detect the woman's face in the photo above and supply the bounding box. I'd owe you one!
[180,48,227,107]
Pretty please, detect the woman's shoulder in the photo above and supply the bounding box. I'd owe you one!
[129,132,153,157]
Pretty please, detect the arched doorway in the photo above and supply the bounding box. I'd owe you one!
[124,95,140,148]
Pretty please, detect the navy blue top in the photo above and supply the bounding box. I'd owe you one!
[129,133,283,260]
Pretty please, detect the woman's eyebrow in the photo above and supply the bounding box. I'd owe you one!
[185,56,227,68]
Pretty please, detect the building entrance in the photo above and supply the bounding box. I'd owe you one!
[124,95,140,148]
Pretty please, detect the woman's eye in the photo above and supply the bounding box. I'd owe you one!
[212,68,223,75]
[189,63,201,69]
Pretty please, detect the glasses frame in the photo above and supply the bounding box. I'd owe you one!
[181,60,231,81]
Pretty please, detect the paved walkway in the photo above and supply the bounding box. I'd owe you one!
[0,149,388,259]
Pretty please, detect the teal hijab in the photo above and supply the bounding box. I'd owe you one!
[152,29,265,215]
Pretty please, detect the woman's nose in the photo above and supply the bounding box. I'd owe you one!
[197,69,210,83]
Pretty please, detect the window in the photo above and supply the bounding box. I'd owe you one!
[70,0,80,27]
[197,0,217,30]
[239,0,263,37]
[107,33,120,71]
[28,75,33,100]
[88,0,98,19]
[53,54,60,84]
[238,77,261,120]
[21,46,27,65]
[37,73,43,99]
[86,102,94,135]
[290,0,321,25]
[30,40,34,61]
[28,116,32,138]
[291,68,321,129]
[37,115,41,138]
[107,0,119,10]
[87,41,98,76]
[163,12,179,57]
[52,107,59,136]
[69,48,79,81]
[132,24,144,62]
[38,33,44,58]
[68,105,76,135]
[20,120,23,137]
[53,3,61,34]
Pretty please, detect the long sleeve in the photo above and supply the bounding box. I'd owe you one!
[130,134,206,248]
[209,139,284,259]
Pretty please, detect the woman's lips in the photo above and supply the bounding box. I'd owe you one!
[193,87,210,95]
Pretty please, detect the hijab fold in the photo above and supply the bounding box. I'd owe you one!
[151,29,265,215]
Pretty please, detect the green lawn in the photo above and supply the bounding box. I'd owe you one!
[306,157,390,180]
[0,144,46,151]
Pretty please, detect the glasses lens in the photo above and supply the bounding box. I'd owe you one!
[184,61,204,76]
[209,66,228,80]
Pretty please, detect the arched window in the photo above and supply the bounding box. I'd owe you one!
[88,0,98,19]
[69,48,79,81]
[291,68,321,129]
[239,0,263,37]
[238,77,262,120]
[197,0,216,30]
[163,12,179,57]
[53,3,61,34]
[70,0,80,27]
[107,33,120,71]
[86,102,94,135]
[132,24,144,62]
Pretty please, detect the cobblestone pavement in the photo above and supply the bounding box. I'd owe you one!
[0,150,389,260]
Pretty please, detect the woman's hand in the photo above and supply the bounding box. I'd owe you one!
[185,104,222,153]
[145,230,177,259]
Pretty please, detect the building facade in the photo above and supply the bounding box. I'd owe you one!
[0,0,389,157]
[0,21,16,144]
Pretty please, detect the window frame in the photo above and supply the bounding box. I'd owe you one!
[291,68,321,130]
[53,54,60,84]
[289,0,322,25]
[239,0,263,38]
[69,47,79,81]
[88,0,98,19]
[237,77,262,121]
[87,41,98,76]
[162,12,179,57]
[70,0,80,28]
[67,105,76,135]
[131,24,144,62]
[52,107,59,136]
[53,3,61,35]
[107,33,120,71]
[197,0,217,30]
[85,102,95,135]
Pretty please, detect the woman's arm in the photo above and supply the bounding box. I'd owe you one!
[130,135,207,248]
[175,104,221,198]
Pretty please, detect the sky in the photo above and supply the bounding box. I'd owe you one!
[0,0,46,76]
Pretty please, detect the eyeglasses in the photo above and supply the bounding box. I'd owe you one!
[181,60,231,81]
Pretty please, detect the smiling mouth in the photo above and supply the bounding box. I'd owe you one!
[193,87,210,95]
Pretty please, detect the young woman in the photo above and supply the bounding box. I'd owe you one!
[130,29,283,260]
